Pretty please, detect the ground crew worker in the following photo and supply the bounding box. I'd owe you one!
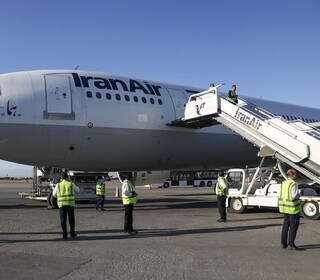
[95,178,107,211]
[53,171,79,240]
[121,172,138,235]
[215,170,228,222]
[279,168,302,250]
[227,85,238,104]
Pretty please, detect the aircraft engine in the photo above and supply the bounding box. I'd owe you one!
[117,171,171,186]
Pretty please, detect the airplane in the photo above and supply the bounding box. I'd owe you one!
[0,69,320,184]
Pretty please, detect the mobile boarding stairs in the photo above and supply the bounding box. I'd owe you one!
[169,84,320,185]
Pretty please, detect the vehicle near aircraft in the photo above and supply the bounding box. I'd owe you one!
[179,85,320,219]
[21,167,108,208]
[156,170,218,187]
[226,164,320,220]
[1,70,320,186]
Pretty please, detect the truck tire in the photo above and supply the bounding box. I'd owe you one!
[47,192,53,208]
[163,182,170,188]
[50,193,59,209]
[207,181,213,187]
[301,202,320,220]
[230,198,245,213]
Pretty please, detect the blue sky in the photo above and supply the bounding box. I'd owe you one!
[0,0,319,177]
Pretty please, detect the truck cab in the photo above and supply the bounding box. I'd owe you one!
[226,166,320,220]
[226,166,281,213]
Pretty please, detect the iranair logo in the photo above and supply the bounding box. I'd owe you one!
[71,73,162,96]
[235,108,262,130]
[196,102,205,115]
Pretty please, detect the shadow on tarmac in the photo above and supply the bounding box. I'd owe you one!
[299,244,320,250]
[0,223,282,244]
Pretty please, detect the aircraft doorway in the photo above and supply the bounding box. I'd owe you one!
[167,88,188,119]
[43,74,75,120]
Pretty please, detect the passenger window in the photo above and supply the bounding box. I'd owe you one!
[106,93,112,100]
[158,99,163,105]
[150,98,155,104]
[115,94,121,101]
[86,91,93,98]
[141,97,147,103]
[125,95,130,102]
[96,92,102,99]
[133,96,138,102]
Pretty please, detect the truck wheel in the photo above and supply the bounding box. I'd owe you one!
[50,194,59,209]
[199,181,205,187]
[207,181,213,187]
[230,198,245,213]
[163,182,170,188]
[301,202,320,220]
[47,192,53,208]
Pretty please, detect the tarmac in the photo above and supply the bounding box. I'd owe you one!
[0,181,319,280]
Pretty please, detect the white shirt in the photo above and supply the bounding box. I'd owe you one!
[52,180,80,197]
[291,183,301,200]
[122,181,134,197]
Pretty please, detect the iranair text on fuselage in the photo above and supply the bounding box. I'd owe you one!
[71,73,162,96]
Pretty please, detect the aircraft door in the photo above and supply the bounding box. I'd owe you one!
[43,75,75,120]
[167,88,188,119]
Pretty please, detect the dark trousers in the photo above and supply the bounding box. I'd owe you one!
[59,206,75,237]
[95,195,105,209]
[217,195,227,221]
[124,203,134,232]
[281,213,300,247]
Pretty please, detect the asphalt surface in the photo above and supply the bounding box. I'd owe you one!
[0,181,319,280]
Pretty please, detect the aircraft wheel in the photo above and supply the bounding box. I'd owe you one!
[301,202,320,220]
[230,198,245,213]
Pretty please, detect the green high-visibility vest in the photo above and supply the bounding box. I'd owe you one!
[96,183,105,195]
[122,179,137,205]
[279,179,300,214]
[216,177,228,196]
[227,90,238,104]
[56,180,75,208]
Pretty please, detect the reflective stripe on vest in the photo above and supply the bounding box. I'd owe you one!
[216,177,228,196]
[279,179,300,214]
[122,179,137,205]
[57,181,75,208]
[96,183,105,195]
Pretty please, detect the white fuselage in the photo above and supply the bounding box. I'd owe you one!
[0,70,319,171]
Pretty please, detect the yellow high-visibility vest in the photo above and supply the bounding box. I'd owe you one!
[121,179,137,205]
[279,179,300,214]
[216,177,228,196]
[96,183,105,195]
[56,180,75,208]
